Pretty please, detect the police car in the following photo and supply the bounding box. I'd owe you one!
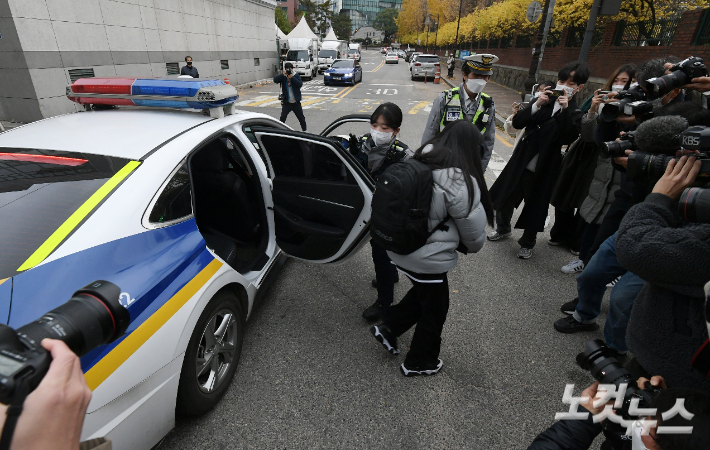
[0,77,374,449]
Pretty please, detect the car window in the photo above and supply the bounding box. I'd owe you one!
[260,136,355,184]
[149,163,192,225]
[0,149,135,280]
[331,60,354,68]
[418,56,439,64]
[242,126,271,177]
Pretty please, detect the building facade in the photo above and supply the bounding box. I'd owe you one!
[340,0,401,31]
[0,0,279,123]
[351,25,382,42]
[277,0,299,25]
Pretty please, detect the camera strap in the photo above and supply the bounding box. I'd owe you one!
[0,379,29,450]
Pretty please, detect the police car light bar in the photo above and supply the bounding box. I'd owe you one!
[66,78,240,118]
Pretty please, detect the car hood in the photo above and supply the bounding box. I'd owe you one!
[8,219,211,386]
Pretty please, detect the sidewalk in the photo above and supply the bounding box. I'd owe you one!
[440,63,522,129]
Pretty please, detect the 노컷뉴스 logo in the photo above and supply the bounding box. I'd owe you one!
[374,229,393,241]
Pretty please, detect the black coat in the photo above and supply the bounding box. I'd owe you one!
[490,98,583,231]
[550,137,599,210]
[617,194,710,391]
[526,405,602,450]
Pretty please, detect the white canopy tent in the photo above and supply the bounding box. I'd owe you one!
[286,16,319,40]
[323,28,339,42]
[276,24,287,40]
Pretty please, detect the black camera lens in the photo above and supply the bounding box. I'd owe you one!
[626,152,672,183]
[576,340,634,387]
[679,187,710,224]
[599,102,622,122]
[16,281,130,357]
[601,139,634,158]
[647,71,690,97]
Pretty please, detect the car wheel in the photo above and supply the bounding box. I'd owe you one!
[176,289,245,417]
[324,81,330,86]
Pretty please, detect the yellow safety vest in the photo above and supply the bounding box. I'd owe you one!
[439,88,491,133]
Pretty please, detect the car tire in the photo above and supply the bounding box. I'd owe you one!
[176,289,245,417]
[324,81,330,86]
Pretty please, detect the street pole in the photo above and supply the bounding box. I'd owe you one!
[578,0,602,62]
[523,0,556,97]
[434,14,439,50]
[454,0,463,48]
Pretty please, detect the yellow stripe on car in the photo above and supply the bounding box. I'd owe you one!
[17,160,142,272]
[84,258,223,390]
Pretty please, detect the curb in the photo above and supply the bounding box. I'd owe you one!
[234,77,273,90]
[440,75,507,130]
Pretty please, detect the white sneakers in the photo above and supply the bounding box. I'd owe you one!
[561,258,585,274]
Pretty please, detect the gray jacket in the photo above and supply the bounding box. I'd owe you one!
[579,111,621,225]
[387,166,488,274]
[421,83,496,171]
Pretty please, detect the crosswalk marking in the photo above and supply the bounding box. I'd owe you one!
[242,96,280,107]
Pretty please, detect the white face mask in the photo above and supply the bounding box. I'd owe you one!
[556,84,576,97]
[466,78,486,95]
[631,420,652,450]
[370,129,394,147]
[612,84,626,92]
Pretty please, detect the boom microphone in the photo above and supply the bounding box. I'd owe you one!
[634,115,689,155]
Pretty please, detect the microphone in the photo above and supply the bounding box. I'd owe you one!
[635,115,689,155]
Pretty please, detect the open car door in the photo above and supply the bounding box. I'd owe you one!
[250,127,374,263]
[319,114,370,137]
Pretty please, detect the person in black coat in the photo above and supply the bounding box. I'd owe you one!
[617,155,710,391]
[488,62,589,259]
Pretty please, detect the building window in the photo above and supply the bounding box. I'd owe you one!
[166,62,180,75]
[221,60,229,69]
[281,6,288,11]
[68,68,95,83]
[254,58,260,66]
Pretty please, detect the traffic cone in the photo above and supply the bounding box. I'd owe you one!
[224,78,230,84]
[424,73,427,84]
[434,65,440,84]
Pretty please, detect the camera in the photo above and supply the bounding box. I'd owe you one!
[599,85,649,122]
[577,340,662,447]
[623,100,653,117]
[679,187,710,224]
[646,56,708,97]
[0,281,129,404]
[601,132,636,158]
[286,68,292,75]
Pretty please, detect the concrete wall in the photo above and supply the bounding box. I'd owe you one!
[0,0,279,122]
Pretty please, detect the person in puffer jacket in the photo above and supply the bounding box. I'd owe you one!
[370,120,494,377]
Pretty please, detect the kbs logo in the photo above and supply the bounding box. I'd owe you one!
[683,134,701,148]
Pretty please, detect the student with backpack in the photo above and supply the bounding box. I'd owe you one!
[369,120,494,376]
[350,103,413,321]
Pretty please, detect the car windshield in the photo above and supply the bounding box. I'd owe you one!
[418,56,439,63]
[0,149,134,280]
[331,60,354,68]
[319,50,337,58]
[387,53,397,57]
[349,50,359,54]
[287,50,309,61]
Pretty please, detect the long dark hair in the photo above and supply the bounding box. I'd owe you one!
[415,120,494,226]
[601,63,636,91]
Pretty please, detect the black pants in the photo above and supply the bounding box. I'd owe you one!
[447,67,454,77]
[280,102,307,131]
[370,241,396,306]
[586,193,632,264]
[550,208,583,252]
[495,170,538,248]
[578,221,600,265]
[383,271,449,366]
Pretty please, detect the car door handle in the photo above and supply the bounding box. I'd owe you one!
[273,205,345,239]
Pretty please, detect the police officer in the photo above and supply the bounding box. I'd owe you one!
[421,53,498,172]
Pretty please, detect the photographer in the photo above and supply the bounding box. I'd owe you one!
[273,63,307,132]
[0,339,110,450]
[488,62,589,259]
[527,377,710,449]
[617,155,710,391]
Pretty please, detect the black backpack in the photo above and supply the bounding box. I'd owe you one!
[370,159,448,255]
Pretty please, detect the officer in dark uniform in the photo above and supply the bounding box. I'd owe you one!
[421,54,498,171]
[350,103,413,321]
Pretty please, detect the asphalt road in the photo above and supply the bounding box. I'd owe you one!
[157,50,607,450]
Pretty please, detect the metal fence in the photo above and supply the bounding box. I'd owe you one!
[500,36,514,48]
[488,38,500,48]
[694,8,710,45]
[613,15,681,46]
[516,35,533,48]
[566,26,605,47]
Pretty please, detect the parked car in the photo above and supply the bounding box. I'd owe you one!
[0,77,375,450]
[379,47,386,54]
[410,54,440,80]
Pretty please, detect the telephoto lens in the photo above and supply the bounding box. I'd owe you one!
[601,139,635,158]
[646,56,708,97]
[576,340,633,387]
[679,187,710,224]
[16,280,130,357]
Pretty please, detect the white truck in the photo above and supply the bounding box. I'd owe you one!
[286,37,319,80]
[348,43,362,62]
[318,40,347,73]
